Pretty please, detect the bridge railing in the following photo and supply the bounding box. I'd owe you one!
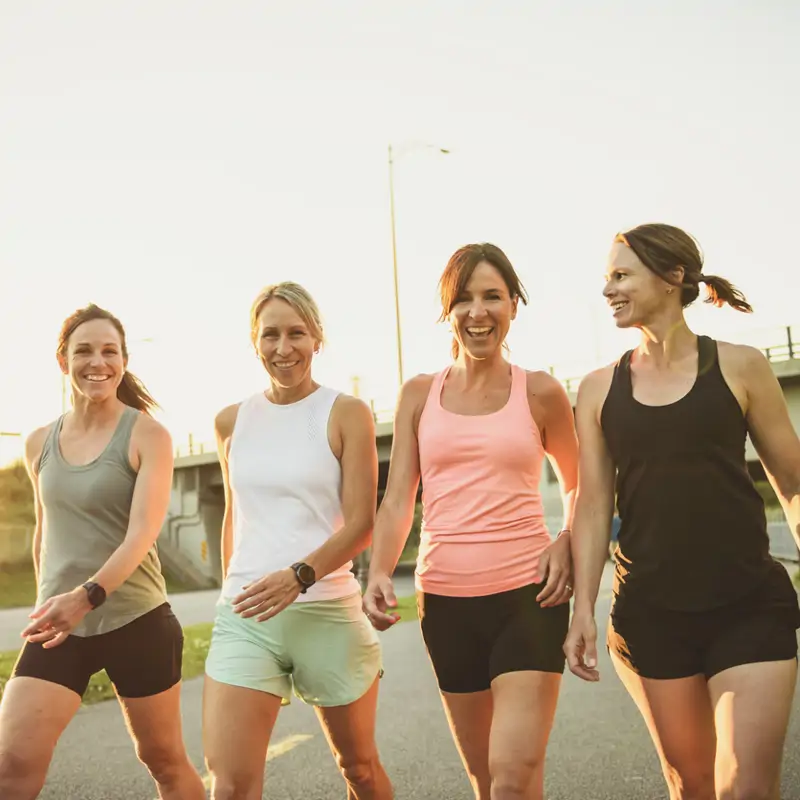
[174,437,216,459]
[174,325,798,456]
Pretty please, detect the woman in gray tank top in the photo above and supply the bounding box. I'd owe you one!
[0,305,205,800]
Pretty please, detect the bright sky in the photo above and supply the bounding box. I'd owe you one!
[1,1,799,463]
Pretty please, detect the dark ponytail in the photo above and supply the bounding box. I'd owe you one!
[701,275,753,313]
[57,304,160,415]
[618,224,753,315]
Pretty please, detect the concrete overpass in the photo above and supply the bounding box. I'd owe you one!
[159,330,800,587]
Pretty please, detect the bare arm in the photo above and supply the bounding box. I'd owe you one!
[571,368,617,615]
[362,376,430,630]
[734,345,800,549]
[530,372,579,533]
[562,367,617,681]
[303,396,378,578]
[90,417,174,594]
[528,371,579,607]
[23,426,51,585]
[368,375,430,580]
[214,403,240,582]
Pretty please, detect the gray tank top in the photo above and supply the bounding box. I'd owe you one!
[37,406,168,636]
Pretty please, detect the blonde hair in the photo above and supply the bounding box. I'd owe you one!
[249,282,326,348]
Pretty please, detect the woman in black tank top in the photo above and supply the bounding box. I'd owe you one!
[564,223,800,799]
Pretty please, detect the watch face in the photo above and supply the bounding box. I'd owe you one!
[84,582,106,608]
[297,564,315,585]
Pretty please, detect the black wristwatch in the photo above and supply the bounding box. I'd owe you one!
[290,562,316,594]
[81,581,107,609]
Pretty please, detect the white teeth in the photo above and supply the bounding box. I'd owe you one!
[467,327,492,335]
[612,302,628,311]
[274,362,298,368]
[85,375,110,381]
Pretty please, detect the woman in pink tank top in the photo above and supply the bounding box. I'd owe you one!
[364,243,579,800]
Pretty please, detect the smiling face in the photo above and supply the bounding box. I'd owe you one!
[255,298,318,389]
[603,240,681,329]
[59,319,127,404]
[448,261,518,360]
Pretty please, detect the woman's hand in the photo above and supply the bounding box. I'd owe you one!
[232,568,301,622]
[21,587,93,648]
[536,533,574,608]
[362,573,401,631]
[563,607,600,682]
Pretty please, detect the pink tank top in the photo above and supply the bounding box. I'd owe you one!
[415,363,551,597]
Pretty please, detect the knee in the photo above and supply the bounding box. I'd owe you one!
[205,762,259,800]
[0,749,47,799]
[209,778,252,800]
[662,762,715,800]
[136,740,187,787]
[717,779,775,800]
[338,751,381,791]
[489,754,542,799]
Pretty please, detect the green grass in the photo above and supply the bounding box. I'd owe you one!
[0,598,419,705]
[0,564,200,611]
[392,594,418,622]
[0,622,214,704]
[0,565,38,610]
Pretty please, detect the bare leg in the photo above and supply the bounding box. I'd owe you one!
[0,677,81,800]
[202,676,282,800]
[611,651,716,800]
[315,676,393,800]
[488,671,562,800]
[439,689,493,800]
[710,659,797,800]
[118,682,205,800]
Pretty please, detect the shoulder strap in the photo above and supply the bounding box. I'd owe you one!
[610,349,634,396]
[696,335,718,380]
[106,406,140,461]
[38,416,64,472]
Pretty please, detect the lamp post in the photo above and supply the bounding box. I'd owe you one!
[387,142,449,388]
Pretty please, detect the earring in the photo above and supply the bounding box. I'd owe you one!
[667,288,674,294]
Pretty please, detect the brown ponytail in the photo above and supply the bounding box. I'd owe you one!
[115,371,159,414]
[701,275,753,313]
[617,224,753,314]
[57,304,159,415]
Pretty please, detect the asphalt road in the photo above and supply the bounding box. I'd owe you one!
[10,565,800,799]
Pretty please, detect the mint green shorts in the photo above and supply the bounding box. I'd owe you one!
[205,592,382,707]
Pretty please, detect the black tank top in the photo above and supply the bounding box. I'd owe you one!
[601,335,772,611]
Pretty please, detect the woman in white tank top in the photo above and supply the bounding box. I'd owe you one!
[202,282,392,800]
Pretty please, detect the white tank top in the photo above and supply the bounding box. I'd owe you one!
[222,386,361,602]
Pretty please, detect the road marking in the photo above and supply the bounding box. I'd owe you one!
[265,733,314,761]
[157,733,314,796]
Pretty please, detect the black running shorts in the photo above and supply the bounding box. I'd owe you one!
[12,602,184,698]
[608,560,800,680]
[418,581,569,693]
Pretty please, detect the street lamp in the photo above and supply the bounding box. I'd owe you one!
[60,337,155,413]
[388,142,450,387]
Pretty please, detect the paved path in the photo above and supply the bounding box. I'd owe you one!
[26,563,800,799]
